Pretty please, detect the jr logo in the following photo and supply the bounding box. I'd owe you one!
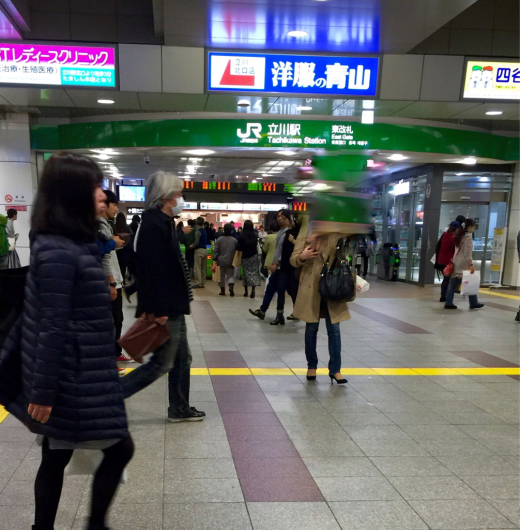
[237,123,262,139]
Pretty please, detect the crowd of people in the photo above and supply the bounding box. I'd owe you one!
[0,152,519,529]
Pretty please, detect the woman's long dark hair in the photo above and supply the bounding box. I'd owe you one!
[32,152,103,242]
[115,212,129,234]
[241,219,258,245]
[454,218,476,247]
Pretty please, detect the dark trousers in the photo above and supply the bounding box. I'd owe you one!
[440,274,450,299]
[445,277,479,307]
[121,316,192,417]
[355,254,369,277]
[34,436,134,529]
[260,269,281,313]
[111,288,123,357]
[276,270,298,313]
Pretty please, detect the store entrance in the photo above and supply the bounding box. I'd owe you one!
[438,201,508,285]
[387,177,426,283]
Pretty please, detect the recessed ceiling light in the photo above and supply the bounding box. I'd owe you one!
[257,177,263,180]
[388,154,408,161]
[252,179,257,183]
[287,30,307,37]
[97,99,114,105]
[185,149,215,156]
[461,157,477,165]
[237,100,251,107]
[297,106,312,111]
[276,150,297,156]
[486,111,503,115]
[94,154,111,160]
[362,110,374,124]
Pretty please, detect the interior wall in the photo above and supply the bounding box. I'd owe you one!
[410,0,519,57]
[0,114,37,267]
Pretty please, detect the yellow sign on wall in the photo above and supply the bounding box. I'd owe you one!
[463,61,520,100]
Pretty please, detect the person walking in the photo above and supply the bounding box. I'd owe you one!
[121,171,205,423]
[98,190,130,363]
[184,219,197,278]
[191,217,208,289]
[444,218,484,310]
[129,214,140,234]
[6,208,21,268]
[215,226,224,239]
[249,209,293,324]
[0,152,134,530]
[261,220,279,278]
[213,222,238,296]
[290,233,350,385]
[238,220,261,298]
[435,221,460,302]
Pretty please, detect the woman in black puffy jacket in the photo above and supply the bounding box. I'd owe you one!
[0,153,133,530]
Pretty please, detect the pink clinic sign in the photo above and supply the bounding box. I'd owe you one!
[0,43,117,88]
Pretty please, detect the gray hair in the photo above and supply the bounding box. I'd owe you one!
[144,171,183,210]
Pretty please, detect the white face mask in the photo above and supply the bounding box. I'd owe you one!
[171,197,185,216]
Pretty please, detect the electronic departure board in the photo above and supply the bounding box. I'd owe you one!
[288,201,307,212]
[179,181,282,192]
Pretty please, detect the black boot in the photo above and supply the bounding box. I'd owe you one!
[516,311,520,322]
[86,520,110,530]
[229,284,235,297]
[219,287,226,296]
[250,287,256,299]
[270,313,285,326]
[244,288,248,297]
[32,526,54,530]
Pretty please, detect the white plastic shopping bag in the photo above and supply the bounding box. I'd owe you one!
[356,275,370,294]
[461,270,480,296]
[65,449,127,484]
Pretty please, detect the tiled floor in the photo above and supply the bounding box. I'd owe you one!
[0,278,519,529]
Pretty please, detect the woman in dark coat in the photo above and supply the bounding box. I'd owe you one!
[0,153,133,530]
[237,220,261,298]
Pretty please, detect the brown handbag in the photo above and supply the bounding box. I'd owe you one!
[118,314,170,363]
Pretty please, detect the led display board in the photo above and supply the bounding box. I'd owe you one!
[462,60,520,100]
[0,42,117,88]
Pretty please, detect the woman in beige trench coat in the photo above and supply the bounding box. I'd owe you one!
[290,232,350,384]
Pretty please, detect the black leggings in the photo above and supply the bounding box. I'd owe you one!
[34,436,134,529]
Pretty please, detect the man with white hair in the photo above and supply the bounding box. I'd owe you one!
[121,171,205,422]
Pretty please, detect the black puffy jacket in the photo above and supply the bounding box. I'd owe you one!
[0,234,128,442]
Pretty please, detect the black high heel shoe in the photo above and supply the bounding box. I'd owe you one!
[329,373,348,385]
[306,370,316,381]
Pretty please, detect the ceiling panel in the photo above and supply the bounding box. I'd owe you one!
[137,93,208,112]
[389,101,482,119]
[449,102,520,121]
[65,90,140,109]
[204,95,275,113]
[164,0,477,54]
[0,87,75,106]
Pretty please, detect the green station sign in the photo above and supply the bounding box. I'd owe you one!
[30,118,519,161]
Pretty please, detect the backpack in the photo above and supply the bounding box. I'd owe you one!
[0,215,8,257]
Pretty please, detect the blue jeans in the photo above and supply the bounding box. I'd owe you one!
[260,269,280,312]
[445,277,479,307]
[304,303,342,375]
[121,315,192,417]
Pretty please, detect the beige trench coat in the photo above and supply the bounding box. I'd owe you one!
[290,232,351,324]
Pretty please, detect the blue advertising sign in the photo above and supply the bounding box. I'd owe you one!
[208,52,379,97]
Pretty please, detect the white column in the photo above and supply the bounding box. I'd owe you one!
[0,113,37,267]
[503,163,520,288]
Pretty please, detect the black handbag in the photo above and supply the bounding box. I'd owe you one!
[318,238,356,303]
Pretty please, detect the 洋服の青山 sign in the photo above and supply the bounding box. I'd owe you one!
[0,43,116,88]
[208,52,379,97]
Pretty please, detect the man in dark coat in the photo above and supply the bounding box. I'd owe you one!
[120,171,205,422]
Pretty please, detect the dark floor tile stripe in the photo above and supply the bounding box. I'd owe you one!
[349,304,432,334]
[485,302,519,313]
[449,350,520,381]
[190,300,227,333]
